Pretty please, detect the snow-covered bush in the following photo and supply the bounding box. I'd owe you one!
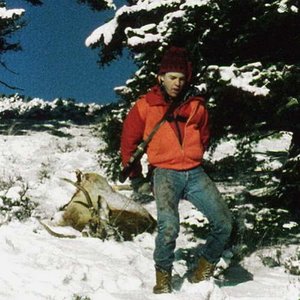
[0,194,37,221]
[0,182,37,222]
[199,132,298,254]
[231,203,299,252]
[284,247,300,275]
[255,245,300,276]
[38,161,51,183]
[0,94,103,123]
[0,173,37,222]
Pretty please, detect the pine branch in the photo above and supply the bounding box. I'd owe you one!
[0,79,23,91]
[25,0,43,5]
[0,61,18,75]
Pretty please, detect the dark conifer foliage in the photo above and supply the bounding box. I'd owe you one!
[25,0,43,5]
[77,0,112,11]
[82,0,299,216]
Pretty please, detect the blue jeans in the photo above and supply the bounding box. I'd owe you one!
[153,166,232,271]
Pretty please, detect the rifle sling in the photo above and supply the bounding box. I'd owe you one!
[128,99,180,165]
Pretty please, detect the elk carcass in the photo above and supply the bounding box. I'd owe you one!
[57,171,156,240]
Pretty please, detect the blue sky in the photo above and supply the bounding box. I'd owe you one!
[1,0,136,104]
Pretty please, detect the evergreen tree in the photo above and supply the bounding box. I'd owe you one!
[0,0,42,89]
[85,0,299,214]
[0,1,24,89]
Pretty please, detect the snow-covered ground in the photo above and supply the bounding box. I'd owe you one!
[0,122,299,300]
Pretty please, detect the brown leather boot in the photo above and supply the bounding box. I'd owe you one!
[188,256,215,283]
[153,268,172,294]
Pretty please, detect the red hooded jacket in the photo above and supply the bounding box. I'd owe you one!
[120,85,210,178]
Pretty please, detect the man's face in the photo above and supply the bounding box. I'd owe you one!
[158,72,186,99]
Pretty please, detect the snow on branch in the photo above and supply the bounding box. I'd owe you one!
[85,0,182,47]
[125,10,185,47]
[0,7,25,19]
[273,0,299,13]
[208,63,272,96]
[180,0,211,9]
[86,17,118,46]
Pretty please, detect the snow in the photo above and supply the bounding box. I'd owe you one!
[283,222,298,229]
[86,0,194,48]
[85,0,214,47]
[181,0,211,9]
[218,64,270,96]
[125,9,186,46]
[0,220,225,299]
[0,95,102,116]
[125,24,161,46]
[276,0,299,13]
[104,0,116,10]
[205,132,292,177]
[85,0,182,47]
[0,7,24,19]
[85,18,118,46]
[0,120,299,299]
[290,5,299,12]
[221,246,300,300]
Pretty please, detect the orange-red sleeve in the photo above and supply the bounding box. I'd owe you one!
[120,101,146,178]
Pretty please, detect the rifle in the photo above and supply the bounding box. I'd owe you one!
[119,99,180,183]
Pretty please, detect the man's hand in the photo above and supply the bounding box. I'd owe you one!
[131,176,152,195]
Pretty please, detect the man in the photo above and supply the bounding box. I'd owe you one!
[120,47,232,294]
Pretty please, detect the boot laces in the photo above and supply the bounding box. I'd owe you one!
[202,264,213,279]
[160,272,170,286]
[154,270,171,293]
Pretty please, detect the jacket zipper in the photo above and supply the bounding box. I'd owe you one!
[180,101,201,150]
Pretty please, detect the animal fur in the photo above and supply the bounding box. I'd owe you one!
[56,171,156,240]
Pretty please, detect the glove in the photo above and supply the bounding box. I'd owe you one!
[130,176,152,195]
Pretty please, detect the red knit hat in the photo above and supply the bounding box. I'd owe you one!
[158,46,192,82]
